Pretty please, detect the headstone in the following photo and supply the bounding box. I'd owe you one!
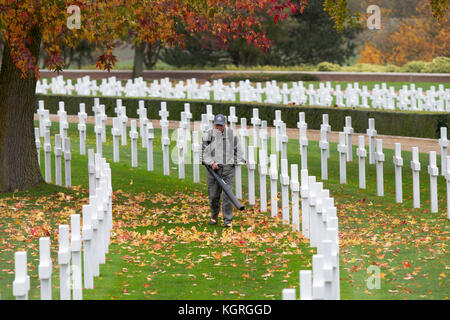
[301,169,310,238]
[78,103,87,155]
[120,106,128,146]
[308,178,321,247]
[137,100,148,148]
[54,134,62,186]
[38,237,52,300]
[94,114,103,156]
[161,120,170,176]
[393,143,403,203]
[99,104,107,143]
[445,156,450,219]
[428,151,439,213]
[337,132,347,184]
[235,160,243,200]
[411,147,421,208]
[35,128,41,166]
[64,138,71,187]
[89,195,100,277]
[112,118,121,162]
[228,106,238,132]
[95,182,106,266]
[273,110,283,152]
[259,121,268,162]
[299,270,312,300]
[206,104,214,129]
[58,225,71,300]
[312,254,325,300]
[290,164,300,232]
[184,103,192,142]
[58,102,68,150]
[71,214,82,300]
[321,114,331,159]
[147,123,155,172]
[439,127,448,176]
[87,150,95,197]
[239,118,249,161]
[282,288,296,300]
[130,120,138,168]
[259,149,268,212]
[269,154,278,218]
[367,119,377,165]
[82,204,93,289]
[299,126,308,170]
[37,100,46,137]
[44,129,52,183]
[344,116,354,162]
[247,146,256,206]
[13,251,30,300]
[356,136,367,189]
[280,158,290,225]
[319,128,329,180]
[177,128,185,179]
[251,108,261,149]
[280,122,288,160]
[375,139,385,197]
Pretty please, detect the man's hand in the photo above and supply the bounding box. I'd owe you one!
[212,162,219,171]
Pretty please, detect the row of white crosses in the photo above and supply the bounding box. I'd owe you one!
[37,76,450,112]
[36,101,72,187]
[161,104,449,221]
[77,98,156,171]
[283,170,340,300]
[13,152,113,300]
[331,116,449,215]
[41,98,450,219]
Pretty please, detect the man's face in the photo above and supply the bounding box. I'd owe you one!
[214,124,225,133]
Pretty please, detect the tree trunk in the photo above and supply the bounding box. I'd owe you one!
[0,27,43,192]
[132,43,146,79]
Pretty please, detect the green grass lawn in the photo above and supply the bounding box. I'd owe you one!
[0,121,448,300]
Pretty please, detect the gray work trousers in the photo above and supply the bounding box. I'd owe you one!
[206,165,235,224]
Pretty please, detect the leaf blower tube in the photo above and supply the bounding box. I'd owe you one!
[204,164,245,211]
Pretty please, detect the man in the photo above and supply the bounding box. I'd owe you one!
[201,114,246,227]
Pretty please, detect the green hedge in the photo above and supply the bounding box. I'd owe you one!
[36,94,450,139]
[210,73,320,83]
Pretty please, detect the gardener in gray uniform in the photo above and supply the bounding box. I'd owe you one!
[201,114,246,227]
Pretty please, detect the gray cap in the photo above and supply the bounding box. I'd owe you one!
[214,114,226,125]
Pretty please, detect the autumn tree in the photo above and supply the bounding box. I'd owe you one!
[357,0,449,65]
[0,0,306,192]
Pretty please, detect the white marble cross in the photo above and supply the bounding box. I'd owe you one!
[411,147,421,208]
[367,118,377,165]
[54,134,63,186]
[269,154,278,218]
[13,251,30,300]
[439,127,448,176]
[356,136,367,189]
[428,151,439,213]
[58,225,71,300]
[38,237,52,300]
[375,139,385,197]
[130,120,139,167]
[247,146,256,206]
[259,148,268,212]
[70,214,82,300]
[337,132,347,184]
[393,143,403,203]
[344,116,354,162]
[82,204,93,289]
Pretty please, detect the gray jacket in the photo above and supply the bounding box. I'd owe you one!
[201,127,246,166]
